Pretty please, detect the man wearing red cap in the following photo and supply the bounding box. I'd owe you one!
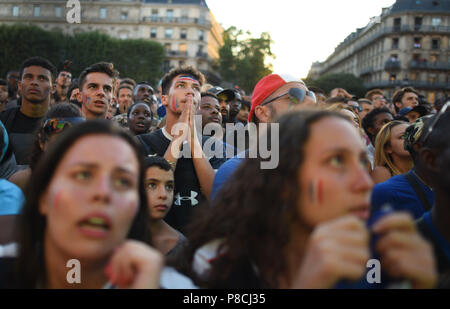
[211,73,316,199]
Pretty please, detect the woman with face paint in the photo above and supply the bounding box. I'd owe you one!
[181,110,436,289]
[0,120,196,289]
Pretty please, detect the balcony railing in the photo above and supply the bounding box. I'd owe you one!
[322,24,450,71]
[142,16,210,27]
[196,52,208,59]
[166,50,188,57]
[408,60,450,71]
[359,66,373,76]
[384,59,401,71]
[365,80,450,90]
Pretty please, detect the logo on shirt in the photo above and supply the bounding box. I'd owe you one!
[174,191,199,206]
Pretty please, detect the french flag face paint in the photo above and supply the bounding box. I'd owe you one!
[309,179,323,206]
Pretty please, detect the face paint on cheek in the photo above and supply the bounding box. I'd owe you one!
[309,179,323,206]
[172,97,177,111]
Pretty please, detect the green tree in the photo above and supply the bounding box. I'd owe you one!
[218,27,274,94]
[304,73,367,98]
[0,24,164,85]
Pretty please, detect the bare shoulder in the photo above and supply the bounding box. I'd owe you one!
[371,166,392,184]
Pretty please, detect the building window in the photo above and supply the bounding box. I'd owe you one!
[151,9,158,21]
[431,38,440,50]
[413,37,421,49]
[198,29,204,41]
[410,72,417,81]
[431,17,441,27]
[12,6,19,17]
[394,18,401,31]
[180,29,187,39]
[427,92,435,105]
[179,43,187,55]
[166,10,174,22]
[163,60,170,73]
[121,12,128,20]
[428,73,436,84]
[429,54,437,64]
[150,28,157,38]
[392,38,399,49]
[179,60,185,67]
[33,5,40,17]
[181,15,188,23]
[55,6,62,18]
[100,8,107,19]
[165,28,173,39]
[414,17,422,31]
[412,53,421,61]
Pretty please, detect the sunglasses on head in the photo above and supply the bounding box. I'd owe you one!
[43,117,85,135]
[260,87,317,107]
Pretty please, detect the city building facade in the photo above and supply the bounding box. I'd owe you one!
[0,0,224,81]
[309,0,449,103]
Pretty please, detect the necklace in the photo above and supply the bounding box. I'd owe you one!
[412,170,433,191]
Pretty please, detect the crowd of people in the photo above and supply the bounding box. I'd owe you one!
[0,55,448,289]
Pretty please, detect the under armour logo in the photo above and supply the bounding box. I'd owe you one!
[174,191,199,206]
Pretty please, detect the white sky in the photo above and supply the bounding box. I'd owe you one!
[206,0,396,79]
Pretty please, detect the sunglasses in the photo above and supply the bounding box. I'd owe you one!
[421,101,449,143]
[260,88,317,107]
[43,117,85,135]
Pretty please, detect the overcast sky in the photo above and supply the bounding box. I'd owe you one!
[206,0,396,78]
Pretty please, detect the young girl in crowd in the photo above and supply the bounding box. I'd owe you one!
[144,156,188,260]
[181,110,436,289]
[0,120,195,288]
[127,102,153,136]
[371,120,413,184]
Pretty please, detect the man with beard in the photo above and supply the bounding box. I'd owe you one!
[76,62,116,120]
[54,68,72,104]
[207,87,236,127]
[0,57,56,165]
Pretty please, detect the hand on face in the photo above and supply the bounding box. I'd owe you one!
[104,240,164,289]
[372,212,437,289]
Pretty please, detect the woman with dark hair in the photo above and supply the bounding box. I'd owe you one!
[0,120,194,288]
[182,110,436,289]
[8,103,85,191]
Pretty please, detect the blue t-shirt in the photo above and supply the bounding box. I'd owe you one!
[210,154,245,201]
[371,170,434,219]
[0,179,24,215]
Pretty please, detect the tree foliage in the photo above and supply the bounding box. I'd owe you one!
[304,73,367,98]
[0,24,165,85]
[218,26,274,94]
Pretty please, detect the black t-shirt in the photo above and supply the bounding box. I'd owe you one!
[416,213,450,288]
[136,129,228,234]
[0,107,43,165]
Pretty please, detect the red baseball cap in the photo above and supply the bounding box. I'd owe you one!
[248,74,303,122]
